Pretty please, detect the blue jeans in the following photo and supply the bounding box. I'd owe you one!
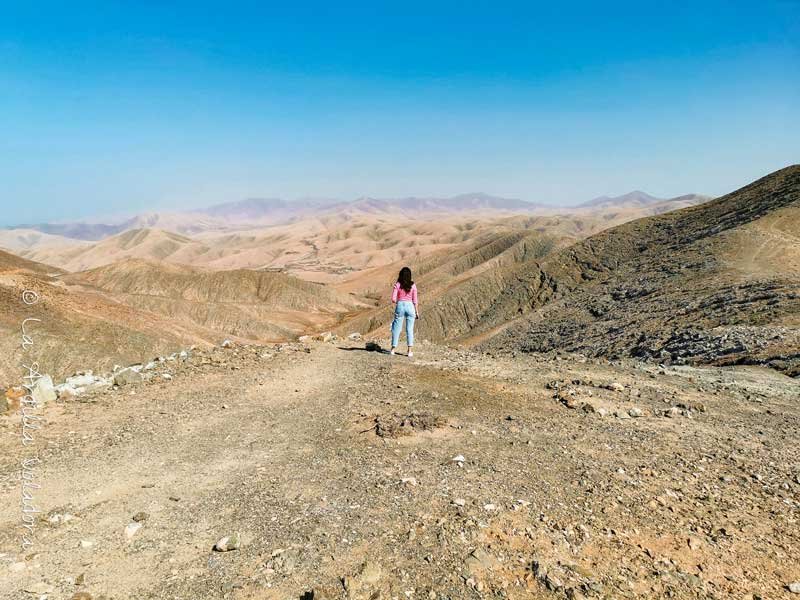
[391,301,416,348]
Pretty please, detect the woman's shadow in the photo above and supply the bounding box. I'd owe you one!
[337,341,390,354]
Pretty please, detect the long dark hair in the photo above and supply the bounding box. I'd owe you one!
[397,266,414,293]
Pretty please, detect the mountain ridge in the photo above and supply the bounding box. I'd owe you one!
[5,190,710,241]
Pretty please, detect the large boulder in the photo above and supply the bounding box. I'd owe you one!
[114,367,144,386]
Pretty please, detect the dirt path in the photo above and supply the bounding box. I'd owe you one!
[0,341,799,599]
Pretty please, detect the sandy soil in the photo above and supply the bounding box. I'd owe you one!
[0,339,798,600]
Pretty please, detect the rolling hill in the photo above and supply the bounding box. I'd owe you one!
[62,258,363,341]
[0,246,366,387]
[10,195,710,284]
[19,228,216,272]
[0,250,213,388]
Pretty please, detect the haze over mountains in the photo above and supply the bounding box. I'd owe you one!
[4,190,711,240]
[0,189,712,278]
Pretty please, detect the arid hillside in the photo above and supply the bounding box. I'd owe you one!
[476,165,800,374]
[62,258,362,341]
[0,247,364,388]
[333,166,799,375]
[17,228,216,273]
[0,250,213,388]
[0,228,92,258]
[335,230,570,339]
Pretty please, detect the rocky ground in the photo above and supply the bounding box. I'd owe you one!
[0,339,799,600]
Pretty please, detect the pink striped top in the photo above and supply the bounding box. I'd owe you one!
[392,282,418,306]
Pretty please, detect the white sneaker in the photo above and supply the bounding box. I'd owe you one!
[390,348,396,355]
[408,350,414,358]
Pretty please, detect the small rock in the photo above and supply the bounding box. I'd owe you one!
[788,582,800,594]
[628,407,643,418]
[132,511,149,522]
[221,339,234,348]
[453,498,466,507]
[358,561,382,585]
[214,533,241,552]
[47,512,74,525]
[688,537,701,550]
[24,582,54,594]
[125,522,142,538]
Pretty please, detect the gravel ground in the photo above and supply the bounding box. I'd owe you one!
[0,340,798,600]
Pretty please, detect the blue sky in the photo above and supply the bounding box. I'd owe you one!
[1,1,799,225]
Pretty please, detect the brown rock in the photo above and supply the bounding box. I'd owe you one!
[4,386,25,413]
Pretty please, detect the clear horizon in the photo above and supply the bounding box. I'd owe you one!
[2,1,799,225]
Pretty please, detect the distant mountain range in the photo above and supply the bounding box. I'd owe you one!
[577,190,707,208]
[5,191,711,241]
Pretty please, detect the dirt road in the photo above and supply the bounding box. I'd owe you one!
[1,341,798,599]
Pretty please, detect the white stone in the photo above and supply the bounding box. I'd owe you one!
[125,522,143,538]
[32,375,57,405]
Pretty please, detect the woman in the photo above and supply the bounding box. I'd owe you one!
[390,266,419,357]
